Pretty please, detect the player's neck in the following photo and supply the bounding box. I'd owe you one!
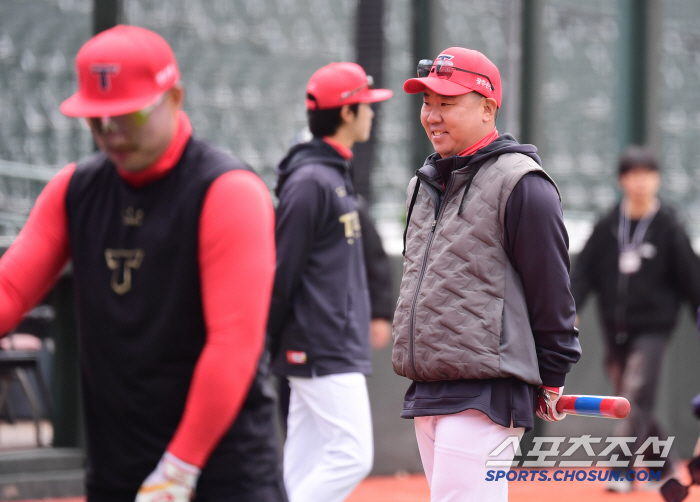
[624,196,658,220]
[327,128,355,151]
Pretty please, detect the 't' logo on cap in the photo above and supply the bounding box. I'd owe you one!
[90,63,121,92]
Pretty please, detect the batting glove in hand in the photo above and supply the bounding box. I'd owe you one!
[135,451,200,502]
[536,385,566,422]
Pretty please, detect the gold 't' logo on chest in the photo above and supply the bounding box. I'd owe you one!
[105,249,144,295]
[338,211,361,244]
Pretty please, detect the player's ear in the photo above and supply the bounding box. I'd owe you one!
[482,97,498,123]
[340,104,356,125]
[166,84,185,110]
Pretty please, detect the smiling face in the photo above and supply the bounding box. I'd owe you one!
[420,88,497,158]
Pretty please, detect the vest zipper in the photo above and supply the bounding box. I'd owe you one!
[407,174,456,379]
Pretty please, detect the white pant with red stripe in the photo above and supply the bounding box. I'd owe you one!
[284,373,373,502]
[414,409,524,502]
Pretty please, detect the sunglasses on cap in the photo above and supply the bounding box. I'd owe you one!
[660,456,700,502]
[341,75,374,100]
[87,92,169,135]
[416,59,495,91]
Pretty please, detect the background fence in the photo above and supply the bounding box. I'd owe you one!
[1,0,700,473]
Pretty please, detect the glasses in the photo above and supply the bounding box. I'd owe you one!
[341,75,374,100]
[416,59,494,91]
[660,456,700,502]
[87,92,168,135]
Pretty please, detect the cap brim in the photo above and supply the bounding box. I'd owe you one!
[60,91,162,118]
[357,88,393,104]
[404,77,474,96]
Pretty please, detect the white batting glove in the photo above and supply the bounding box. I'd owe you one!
[135,451,200,502]
[536,385,566,422]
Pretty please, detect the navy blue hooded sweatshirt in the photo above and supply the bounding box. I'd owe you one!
[268,138,371,378]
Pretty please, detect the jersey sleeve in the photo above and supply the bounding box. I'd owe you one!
[166,169,275,467]
[0,164,73,334]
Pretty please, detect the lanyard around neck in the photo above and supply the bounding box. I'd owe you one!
[617,199,659,250]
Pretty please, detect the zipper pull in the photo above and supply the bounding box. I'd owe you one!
[431,220,437,232]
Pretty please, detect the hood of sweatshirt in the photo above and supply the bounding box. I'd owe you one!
[275,137,351,197]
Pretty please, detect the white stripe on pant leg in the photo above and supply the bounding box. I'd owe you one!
[284,373,373,502]
[416,409,524,502]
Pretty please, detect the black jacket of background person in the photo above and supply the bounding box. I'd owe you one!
[67,138,282,497]
[571,201,700,344]
[268,137,371,378]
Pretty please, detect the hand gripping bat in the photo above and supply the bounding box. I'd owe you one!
[555,395,630,419]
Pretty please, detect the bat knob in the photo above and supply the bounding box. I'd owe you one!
[614,398,631,419]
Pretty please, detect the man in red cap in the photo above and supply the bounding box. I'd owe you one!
[392,47,581,500]
[0,25,286,501]
[267,62,391,502]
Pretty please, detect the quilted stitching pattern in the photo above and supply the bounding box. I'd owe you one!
[392,153,547,381]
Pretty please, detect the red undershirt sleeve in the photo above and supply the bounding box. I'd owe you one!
[166,169,275,467]
[0,164,73,335]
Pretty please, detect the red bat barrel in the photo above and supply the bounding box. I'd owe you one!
[556,395,630,419]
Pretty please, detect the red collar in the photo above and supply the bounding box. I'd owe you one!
[322,137,353,160]
[117,111,193,187]
[458,127,499,157]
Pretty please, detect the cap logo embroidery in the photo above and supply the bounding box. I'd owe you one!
[476,77,492,90]
[436,54,454,62]
[90,63,121,92]
[155,63,177,87]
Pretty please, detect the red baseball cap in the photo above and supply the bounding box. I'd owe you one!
[404,47,502,108]
[306,62,393,110]
[60,25,180,118]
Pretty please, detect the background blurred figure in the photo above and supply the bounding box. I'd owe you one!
[267,62,391,502]
[571,145,700,493]
[0,25,283,502]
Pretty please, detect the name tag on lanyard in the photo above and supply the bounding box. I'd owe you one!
[619,246,642,274]
[617,200,659,275]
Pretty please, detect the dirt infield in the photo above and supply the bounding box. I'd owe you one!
[15,466,700,502]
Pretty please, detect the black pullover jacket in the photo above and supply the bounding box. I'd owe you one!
[268,138,371,378]
[571,201,700,344]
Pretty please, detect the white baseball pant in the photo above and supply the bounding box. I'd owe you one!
[414,408,524,502]
[284,372,373,502]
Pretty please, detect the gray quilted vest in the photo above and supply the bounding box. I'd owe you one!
[392,152,558,385]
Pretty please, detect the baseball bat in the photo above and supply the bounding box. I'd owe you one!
[556,395,630,419]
